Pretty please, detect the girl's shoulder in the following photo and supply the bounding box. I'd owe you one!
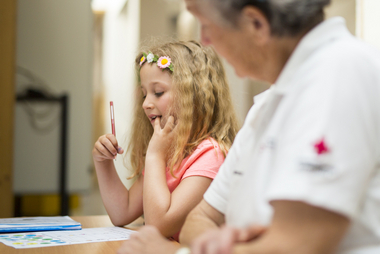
[194,137,221,152]
[198,137,220,148]
[177,137,224,181]
[190,137,222,159]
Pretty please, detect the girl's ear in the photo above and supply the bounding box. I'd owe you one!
[240,6,271,45]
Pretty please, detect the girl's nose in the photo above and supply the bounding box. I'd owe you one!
[142,96,154,110]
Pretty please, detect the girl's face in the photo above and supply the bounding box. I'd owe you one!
[140,62,173,128]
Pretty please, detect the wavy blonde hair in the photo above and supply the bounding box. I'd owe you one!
[126,40,239,178]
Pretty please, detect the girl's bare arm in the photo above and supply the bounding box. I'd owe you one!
[93,134,143,226]
[143,116,216,237]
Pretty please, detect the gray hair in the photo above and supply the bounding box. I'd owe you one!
[203,0,332,37]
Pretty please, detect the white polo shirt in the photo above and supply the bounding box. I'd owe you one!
[204,17,380,253]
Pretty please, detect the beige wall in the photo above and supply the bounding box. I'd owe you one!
[100,0,141,188]
[140,0,177,41]
[325,0,356,35]
[357,0,380,50]
[14,0,93,193]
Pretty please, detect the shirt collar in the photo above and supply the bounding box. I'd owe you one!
[253,85,275,104]
[273,17,352,94]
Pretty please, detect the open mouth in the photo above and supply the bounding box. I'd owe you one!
[150,115,161,121]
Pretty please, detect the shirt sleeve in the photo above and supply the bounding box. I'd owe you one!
[203,91,272,215]
[203,131,246,215]
[266,57,379,219]
[181,141,225,180]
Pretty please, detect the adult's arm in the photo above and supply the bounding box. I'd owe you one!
[180,199,225,245]
[190,200,349,254]
[234,201,349,254]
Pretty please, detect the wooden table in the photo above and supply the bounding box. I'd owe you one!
[0,215,144,254]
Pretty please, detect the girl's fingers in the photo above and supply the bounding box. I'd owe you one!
[165,116,175,131]
[172,118,179,132]
[93,134,124,161]
[105,133,119,148]
[117,147,124,154]
[160,115,175,134]
[94,142,114,159]
[100,136,118,156]
[105,135,124,155]
[154,116,161,132]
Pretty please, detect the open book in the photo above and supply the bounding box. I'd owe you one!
[0,216,81,233]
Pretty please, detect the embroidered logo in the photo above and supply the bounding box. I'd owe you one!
[259,137,277,153]
[298,138,338,180]
[314,138,329,155]
[300,162,332,172]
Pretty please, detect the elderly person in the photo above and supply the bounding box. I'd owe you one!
[118,0,380,253]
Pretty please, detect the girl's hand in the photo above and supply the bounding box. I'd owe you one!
[146,116,177,161]
[92,134,124,162]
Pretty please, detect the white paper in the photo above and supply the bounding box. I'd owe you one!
[0,227,134,249]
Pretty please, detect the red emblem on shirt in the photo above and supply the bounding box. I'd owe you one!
[314,138,329,155]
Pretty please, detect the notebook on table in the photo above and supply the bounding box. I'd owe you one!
[0,216,81,233]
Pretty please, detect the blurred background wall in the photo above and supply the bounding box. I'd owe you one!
[10,0,93,216]
[1,0,379,217]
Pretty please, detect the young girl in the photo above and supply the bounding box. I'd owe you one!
[92,40,238,241]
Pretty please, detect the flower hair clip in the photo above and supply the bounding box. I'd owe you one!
[139,52,174,72]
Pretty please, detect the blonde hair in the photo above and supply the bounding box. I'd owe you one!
[126,40,239,178]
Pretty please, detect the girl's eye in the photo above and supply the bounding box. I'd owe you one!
[155,92,164,97]
[142,95,146,99]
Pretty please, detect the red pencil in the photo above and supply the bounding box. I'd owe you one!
[110,101,116,137]
[110,101,116,161]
